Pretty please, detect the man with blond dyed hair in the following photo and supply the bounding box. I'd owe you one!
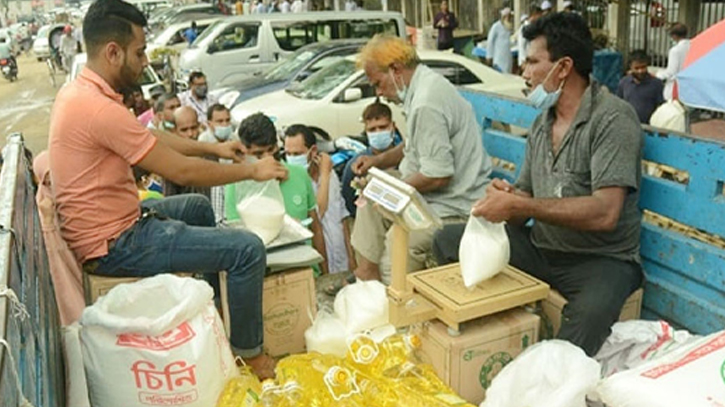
[348,35,492,284]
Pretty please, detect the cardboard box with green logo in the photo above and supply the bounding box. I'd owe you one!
[262,267,316,357]
[418,308,539,405]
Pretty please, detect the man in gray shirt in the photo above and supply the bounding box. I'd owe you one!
[350,35,491,284]
[433,13,643,356]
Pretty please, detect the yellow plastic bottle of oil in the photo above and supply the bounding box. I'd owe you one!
[392,362,475,407]
[346,333,421,377]
[216,366,262,407]
[259,380,281,407]
[323,365,365,407]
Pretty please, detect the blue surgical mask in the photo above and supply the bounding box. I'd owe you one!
[389,70,407,103]
[527,61,565,110]
[367,129,393,151]
[286,153,309,169]
[214,125,233,141]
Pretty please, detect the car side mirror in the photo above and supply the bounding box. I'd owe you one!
[342,88,363,103]
[207,43,218,54]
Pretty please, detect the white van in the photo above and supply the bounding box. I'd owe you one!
[178,11,406,87]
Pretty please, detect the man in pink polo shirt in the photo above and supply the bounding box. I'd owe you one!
[48,0,286,379]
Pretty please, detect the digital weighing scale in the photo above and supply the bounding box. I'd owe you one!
[362,168,550,334]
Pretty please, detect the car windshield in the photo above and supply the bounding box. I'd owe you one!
[263,49,317,82]
[191,19,224,48]
[287,59,356,100]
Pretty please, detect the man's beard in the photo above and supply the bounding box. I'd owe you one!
[119,55,141,91]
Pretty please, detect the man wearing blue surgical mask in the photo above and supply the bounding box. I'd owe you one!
[178,71,218,125]
[199,104,236,223]
[340,101,402,218]
[433,13,644,358]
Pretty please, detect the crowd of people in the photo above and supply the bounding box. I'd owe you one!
[38,0,701,381]
[231,0,362,14]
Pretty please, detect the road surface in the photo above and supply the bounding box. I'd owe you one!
[0,53,62,155]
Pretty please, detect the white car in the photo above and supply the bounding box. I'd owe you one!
[146,17,225,57]
[67,54,165,100]
[231,50,526,138]
[33,25,52,61]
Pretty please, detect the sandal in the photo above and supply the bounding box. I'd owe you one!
[323,274,356,297]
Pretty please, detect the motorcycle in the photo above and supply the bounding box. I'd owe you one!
[0,57,18,82]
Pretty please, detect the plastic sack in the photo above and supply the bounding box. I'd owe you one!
[334,280,389,335]
[459,215,510,288]
[62,324,91,407]
[235,179,285,244]
[80,274,237,407]
[596,330,725,407]
[595,320,697,378]
[481,340,601,407]
[305,309,348,357]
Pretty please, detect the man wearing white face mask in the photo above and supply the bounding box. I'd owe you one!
[284,124,355,275]
[200,104,236,223]
[351,35,491,284]
[433,13,643,357]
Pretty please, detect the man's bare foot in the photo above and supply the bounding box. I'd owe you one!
[243,353,276,380]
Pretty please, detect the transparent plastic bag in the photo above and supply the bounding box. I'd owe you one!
[459,215,510,288]
[234,179,285,244]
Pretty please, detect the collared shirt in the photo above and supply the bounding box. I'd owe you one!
[656,39,690,101]
[516,81,643,263]
[399,64,492,218]
[312,172,350,274]
[49,67,158,262]
[199,129,231,224]
[280,0,290,12]
[178,90,218,124]
[487,20,512,73]
[617,74,665,123]
[433,11,457,46]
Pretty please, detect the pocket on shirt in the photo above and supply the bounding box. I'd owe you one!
[558,167,592,197]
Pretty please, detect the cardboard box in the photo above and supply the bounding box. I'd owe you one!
[262,267,316,357]
[418,308,540,405]
[540,288,643,339]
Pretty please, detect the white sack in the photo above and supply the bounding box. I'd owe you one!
[459,215,510,288]
[305,309,348,357]
[334,280,389,335]
[80,274,237,407]
[481,340,601,407]
[597,330,725,407]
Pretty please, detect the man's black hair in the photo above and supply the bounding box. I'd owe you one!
[191,21,197,29]
[207,103,229,121]
[669,23,688,39]
[238,113,277,147]
[523,12,593,78]
[189,71,206,85]
[629,49,650,66]
[154,92,178,113]
[285,124,316,149]
[83,0,147,56]
[529,5,543,15]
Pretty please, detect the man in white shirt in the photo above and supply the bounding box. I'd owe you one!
[291,0,304,12]
[60,25,78,72]
[517,6,543,68]
[199,104,235,224]
[279,0,291,13]
[487,7,513,73]
[345,0,357,11]
[656,23,690,101]
[254,0,266,13]
[178,71,218,125]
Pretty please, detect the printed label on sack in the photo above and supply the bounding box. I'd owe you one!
[132,360,198,405]
[641,332,725,379]
[117,322,196,351]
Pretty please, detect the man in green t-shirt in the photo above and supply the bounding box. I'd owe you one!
[224,113,329,274]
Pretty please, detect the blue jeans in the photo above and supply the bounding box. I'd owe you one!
[92,194,266,357]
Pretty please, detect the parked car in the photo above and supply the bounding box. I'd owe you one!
[216,38,367,109]
[148,3,224,33]
[230,51,526,138]
[146,17,225,57]
[179,11,406,87]
[32,25,52,61]
[67,53,164,100]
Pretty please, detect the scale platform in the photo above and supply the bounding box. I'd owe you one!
[405,263,550,332]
